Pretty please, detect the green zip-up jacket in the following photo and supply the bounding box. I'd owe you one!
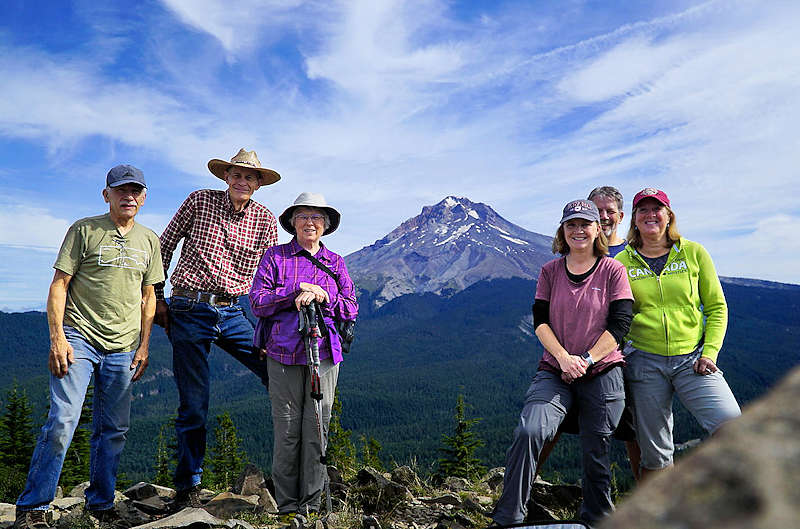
[615,238,727,362]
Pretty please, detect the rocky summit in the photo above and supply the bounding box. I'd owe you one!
[0,465,583,529]
[346,197,553,307]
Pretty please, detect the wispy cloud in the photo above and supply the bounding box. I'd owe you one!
[0,0,798,310]
[160,0,307,55]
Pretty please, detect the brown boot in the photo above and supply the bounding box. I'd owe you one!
[171,485,203,512]
[14,510,49,529]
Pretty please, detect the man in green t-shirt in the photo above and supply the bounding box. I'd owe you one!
[14,165,165,529]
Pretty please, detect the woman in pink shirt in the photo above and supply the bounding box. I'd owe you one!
[491,199,633,527]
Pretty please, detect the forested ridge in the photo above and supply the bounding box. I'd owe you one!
[1,277,798,491]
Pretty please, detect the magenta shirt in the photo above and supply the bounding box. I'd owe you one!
[535,256,633,374]
[249,239,359,365]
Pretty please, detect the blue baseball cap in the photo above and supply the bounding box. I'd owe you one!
[106,164,146,188]
[560,199,600,224]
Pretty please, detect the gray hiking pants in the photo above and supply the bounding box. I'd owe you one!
[492,367,625,526]
[267,357,339,514]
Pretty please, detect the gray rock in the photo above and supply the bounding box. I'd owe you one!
[153,484,177,499]
[461,494,488,514]
[390,466,422,490]
[68,482,90,498]
[526,480,582,522]
[419,494,462,508]
[327,466,346,495]
[198,489,217,503]
[132,507,224,529]
[482,468,505,493]
[601,365,800,529]
[442,477,469,492]
[124,482,159,500]
[361,515,381,529]
[354,467,412,512]
[51,497,85,510]
[116,499,154,527]
[55,487,63,499]
[132,495,170,515]
[0,503,15,529]
[233,464,266,496]
[203,492,259,519]
[255,489,278,513]
[225,519,255,529]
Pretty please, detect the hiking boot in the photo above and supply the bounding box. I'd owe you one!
[88,508,130,529]
[171,485,204,511]
[14,510,49,529]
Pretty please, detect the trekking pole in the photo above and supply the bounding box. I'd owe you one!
[301,301,333,514]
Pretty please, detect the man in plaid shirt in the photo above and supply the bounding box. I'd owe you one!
[154,148,280,510]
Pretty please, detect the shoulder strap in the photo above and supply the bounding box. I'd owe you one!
[299,250,341,289]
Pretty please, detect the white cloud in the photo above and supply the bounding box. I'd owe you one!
[557,36,693,103]
[0,201,72,249]
[709,214,800,283]
[159,0,305,54]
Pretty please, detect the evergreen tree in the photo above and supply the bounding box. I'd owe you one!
[0,382,36,472]
[360,435,384,471]
[437,393,485,480]
[326,389,357,477]
[59,385,92,490]
[207,412,247,490]
[152,417,177,487]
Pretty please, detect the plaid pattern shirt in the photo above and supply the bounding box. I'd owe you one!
[156,189,278,299]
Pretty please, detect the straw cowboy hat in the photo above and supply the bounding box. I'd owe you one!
[207,148,281,185]
[279,192,341,236]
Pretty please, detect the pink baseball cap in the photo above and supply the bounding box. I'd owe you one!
[632,188,670,209]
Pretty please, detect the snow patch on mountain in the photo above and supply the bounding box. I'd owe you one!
[346,196,554,307]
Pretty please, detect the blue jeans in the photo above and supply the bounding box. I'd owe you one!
[17,325,135,512]
[168,296,268,491]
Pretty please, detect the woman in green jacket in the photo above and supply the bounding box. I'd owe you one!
[616,188,740,480]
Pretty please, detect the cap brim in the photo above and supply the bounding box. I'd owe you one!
[279,205,341,236]
[560,213,599,224]
[109,179,146,188]
[633,196,669,209]
[207,159,281,186]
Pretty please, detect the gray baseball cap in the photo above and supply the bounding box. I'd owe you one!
[560,199,600,224]
[106,164,146,188]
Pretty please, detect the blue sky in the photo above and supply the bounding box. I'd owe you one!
[1,0,798,311]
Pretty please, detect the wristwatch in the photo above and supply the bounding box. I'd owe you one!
[581,351,594,366]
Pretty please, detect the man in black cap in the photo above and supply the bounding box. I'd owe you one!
[15,165,164,529]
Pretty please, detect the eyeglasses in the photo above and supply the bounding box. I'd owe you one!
[296,214,325,223]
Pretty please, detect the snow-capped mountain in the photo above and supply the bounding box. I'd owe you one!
[346,196,554,306]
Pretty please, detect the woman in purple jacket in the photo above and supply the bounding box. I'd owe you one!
[249,192,358,516]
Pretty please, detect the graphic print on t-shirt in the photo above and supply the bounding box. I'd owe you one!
[98,242,149,270]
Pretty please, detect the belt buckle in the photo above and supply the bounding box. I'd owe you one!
[208,293,218,305]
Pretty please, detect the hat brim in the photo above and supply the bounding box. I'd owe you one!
[633,195,670,209]
[560,213,599,224]
[108,179,146,189]
[279,205,341,236]
[207,159,281,186]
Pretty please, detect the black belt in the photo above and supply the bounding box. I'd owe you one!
[171,288,237,306]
